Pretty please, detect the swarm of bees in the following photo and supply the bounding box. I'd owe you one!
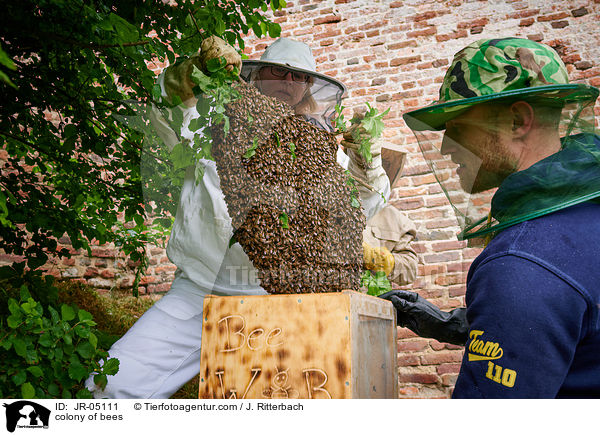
[211,81,365,294]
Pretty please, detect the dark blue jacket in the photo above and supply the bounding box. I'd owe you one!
[453,135,600,398]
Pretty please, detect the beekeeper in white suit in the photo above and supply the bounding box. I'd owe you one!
[86,36,391,398]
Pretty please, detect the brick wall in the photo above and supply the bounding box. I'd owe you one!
[3,0,599,398]
[240,0,600,398]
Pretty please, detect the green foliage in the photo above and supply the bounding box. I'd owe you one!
[345,170,361,209]
[1,281,119,399]
[244,137,260,159]
[361,270,392,297]
[335,102,390,163]
[0,0,285,291]
[279,211,289,229]
[288,142,297,160]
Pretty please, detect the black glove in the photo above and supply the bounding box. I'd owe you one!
[379,290,468,346]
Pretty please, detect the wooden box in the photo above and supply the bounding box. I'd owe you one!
[199,290,397,399]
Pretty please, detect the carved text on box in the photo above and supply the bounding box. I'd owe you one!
[210,314,333,398]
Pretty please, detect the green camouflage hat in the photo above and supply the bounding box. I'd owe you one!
[404,38,599,131]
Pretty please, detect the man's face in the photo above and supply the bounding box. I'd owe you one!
[441,105,519,194]
[256,66,309,108]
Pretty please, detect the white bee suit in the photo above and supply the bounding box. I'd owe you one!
[86,75,390,398]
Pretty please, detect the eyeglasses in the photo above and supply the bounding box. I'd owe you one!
[266,66,310,83]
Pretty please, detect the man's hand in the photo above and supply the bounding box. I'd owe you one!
[363,241,394,276]
[164,35,241,106]
[379,290,468,346]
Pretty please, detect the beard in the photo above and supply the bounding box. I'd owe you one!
[459,131,518,194]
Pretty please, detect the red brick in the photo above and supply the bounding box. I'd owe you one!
[398,386,420,396]
[420,350,464,365]
[538,12,570,22]
[441,373,458,387]
[397,327,418,339]
[436,29,468,43]
[91,248,117,258]
[423,251,461,263]
[551,20,569,29]
[571,7,589,17]
[398,373,439,384]
[83,267,99,278]
[359,20,388,32]
[406,27,437,38]
[397,355,421,366]
[147,282,172,293]
[432,240,467,251]
[435,273,465,286]
[412,11,437,22]
[437,363,462,375]
[520,17,534,26]
[62,258,76,266]
[446,261,471,273]
[387,40,418,50]
[315,29,342,39]
[506,9,540,19]
[390,55,422,67]
[562,54,582,64]
[394,197,425,210]
[575,61,593,70]
[457,18,488,29]
[397,340,429,352]
[100,269,115,279]
[425,218,460,230]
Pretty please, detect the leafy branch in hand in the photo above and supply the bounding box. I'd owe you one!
[334,102,390,163]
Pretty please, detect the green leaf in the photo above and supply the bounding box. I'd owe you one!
[196,96,212,117]
[68,362,88,382]
[21,382,36,399]
[7,314,21,329]
[0,44,16,70]
[89,332,98,349]
[279,212,289,229]
[39,331,53,346]
[12,371,27,386]
[215,17,226,35]
[288,142,296,160]
[61,304,76,322]
[1,337,12,350]
[268,23,282,38]
[77,309,94,323]
[190,65,212,92]
[244,136,259,159]
[93,373,108,390]
[47,383,60,396]
[76,341,95,359]
[19,285,32,301]
[13,338,27,358]
[170,142,195,170]
[27,366,44,378]
[206,57,227,73]
[103,358,120,376]
[152,84,163,102]
[8,298,20,315]
[63,333,73,346]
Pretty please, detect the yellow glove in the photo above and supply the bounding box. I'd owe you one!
[164,35,242,106]
[363,241,395,276]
